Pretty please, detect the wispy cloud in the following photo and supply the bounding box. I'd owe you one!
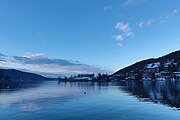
[159,9,179,24]
[103,5,112,11]
[177,37,180,41]
[113,22,133,46]
[121,0,148,7]
[0,53,110,77]
[114,22,133,38]
[138,18,154,28]
[138,9,179,28]
[113,34,124,41]
[115,22,130,32]
[0,53,5,57]
[117,43,123,48]
[23,53,48,59]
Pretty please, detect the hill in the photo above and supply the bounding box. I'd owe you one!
[0,69,54,81]
[112,50,180,81]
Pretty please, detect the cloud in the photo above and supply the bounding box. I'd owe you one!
[103,6,112,11]
[0,53,5,56]
[23,53,48,59]
[115,22,130,32]
[172,9,179,15]
[113,22,133,46]
[159,9,179,24]
[113,34,124,41]
[121,0,148,7]
[121,0,134,7]
[177,37,180,41]
[138,18,154,28]
[113,22,133,45]
[117,43,123,47]
[138,9,179,28]
[0,53,110,77]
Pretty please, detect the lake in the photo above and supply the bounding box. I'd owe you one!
[0,80,180,120]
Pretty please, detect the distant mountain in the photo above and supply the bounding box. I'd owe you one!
[112,50,180,80]
[0,52,106,77]
[0,69,54,82]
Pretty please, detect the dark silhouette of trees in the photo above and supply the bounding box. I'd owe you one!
[96,73,109,81]
[135,72,143,80]
[0,71,10,88]
[58,76,61,81]
[151,73,156,80]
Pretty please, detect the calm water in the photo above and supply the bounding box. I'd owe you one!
[0,81,180,120]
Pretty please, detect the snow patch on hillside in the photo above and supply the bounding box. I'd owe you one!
[146,62,160,69]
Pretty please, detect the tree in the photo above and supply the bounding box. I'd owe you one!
[77,74,81,77]
[151,73,156,80]
[159,64,164,72]
[97,73,102,80]
[58,76,61,81]
[0,71,4,80]
[168,64,177,73]
[135,72,143,80]
[0,71,10,88]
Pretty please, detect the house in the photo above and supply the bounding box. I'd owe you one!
[74,77,92,81]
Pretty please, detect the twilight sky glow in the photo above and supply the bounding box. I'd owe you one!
[0,0,180,77]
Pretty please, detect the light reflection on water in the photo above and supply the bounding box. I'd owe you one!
[0,81,83,105]
[0,81,180,120]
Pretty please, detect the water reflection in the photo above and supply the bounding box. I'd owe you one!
[0,80,42,91]
[58,81,111,91]
[1,80,180,110]
[59,81,180,109]
[119,80,180,109]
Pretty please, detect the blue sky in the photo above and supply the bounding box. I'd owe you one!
[0,0,180,76]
